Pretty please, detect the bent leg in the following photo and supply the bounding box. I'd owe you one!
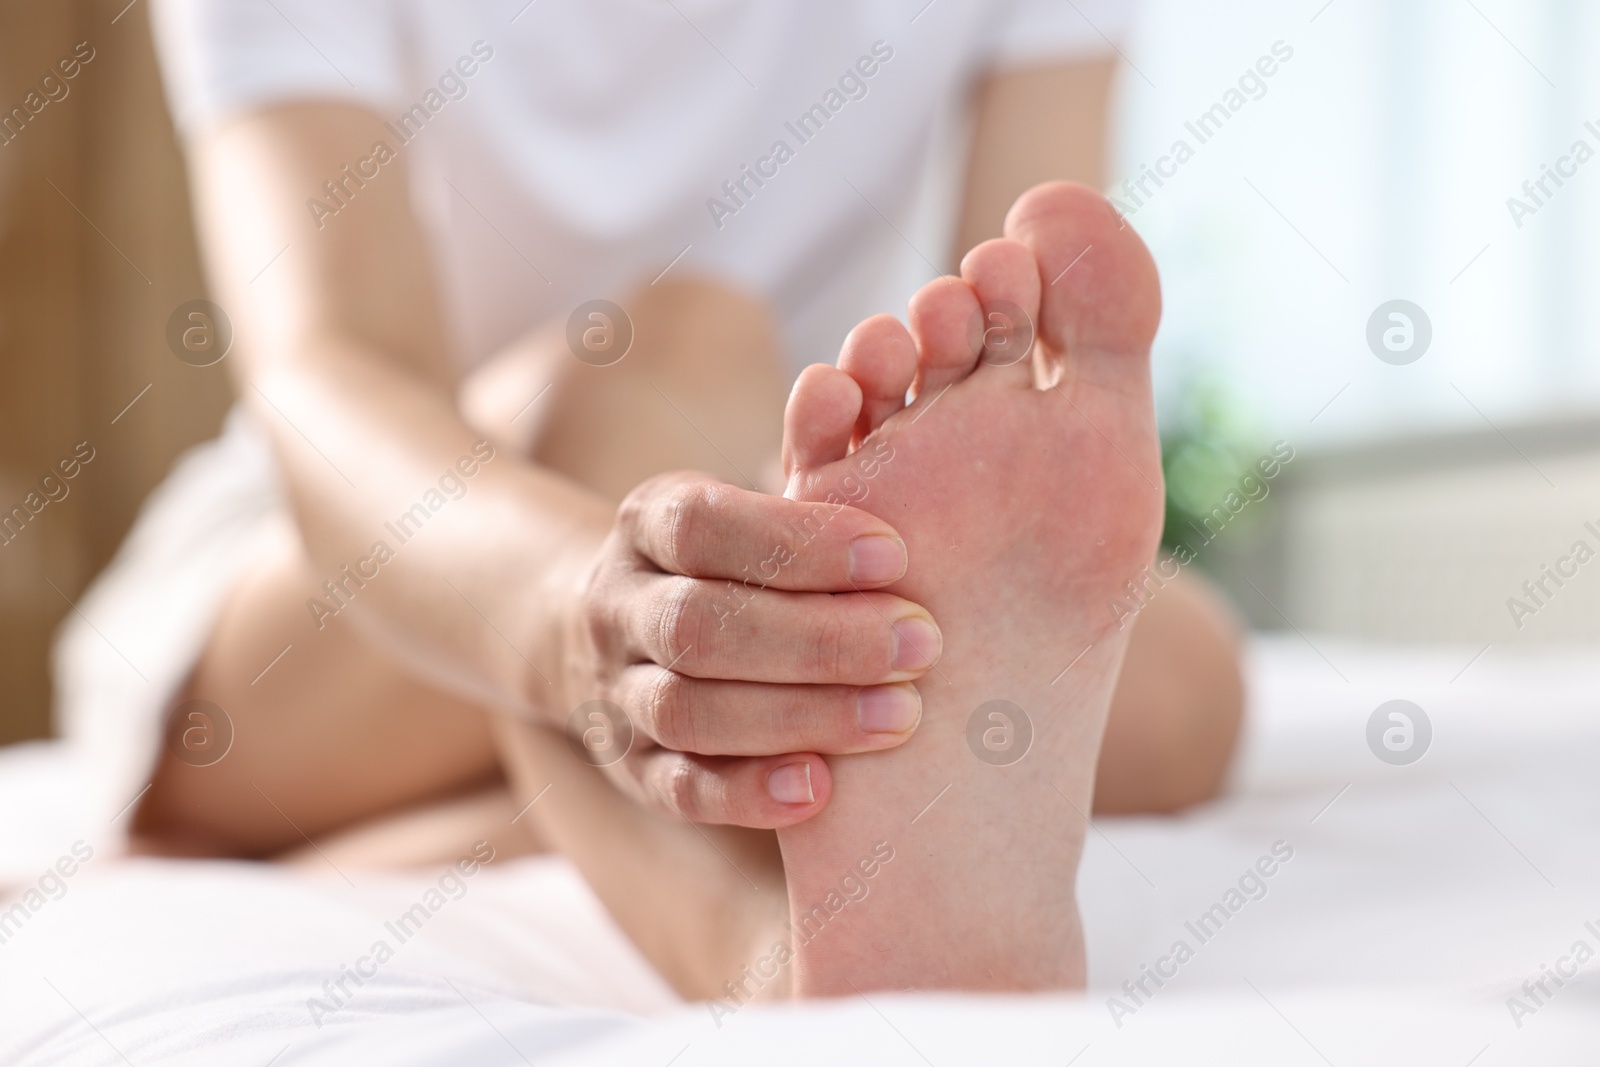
[137,274,787,861]
[1095,567,1244,814]
[140,274,797,992]
[465,276,790,498]
[134,522,505,857]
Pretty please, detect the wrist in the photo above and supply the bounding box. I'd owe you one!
[488,461,613,725]
[541,537,607,728]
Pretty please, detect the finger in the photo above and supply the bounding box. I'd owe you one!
[634,748,833,828]
[615,665,922,755]
[629,578,942,684]
[621,472,909,590]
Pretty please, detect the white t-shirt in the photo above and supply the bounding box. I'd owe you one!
[151,0,1129,377]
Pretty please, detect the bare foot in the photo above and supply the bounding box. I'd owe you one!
[775,182,1163,995]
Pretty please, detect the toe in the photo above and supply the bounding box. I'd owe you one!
[959,238,1042,385]
[838,314,917,442]
[782,363,862,477]
[1004,182,1161,384]
[907,275,982,402]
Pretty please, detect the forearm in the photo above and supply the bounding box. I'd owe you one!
[186,102,608,720]
[246,338,609,719]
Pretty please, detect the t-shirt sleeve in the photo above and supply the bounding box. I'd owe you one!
[150,0,409,138]
[984,0,1137,69]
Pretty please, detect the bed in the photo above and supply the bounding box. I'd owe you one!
[2,635,1597,1064]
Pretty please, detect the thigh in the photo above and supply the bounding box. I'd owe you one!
[274,783,542,870]
[469,275,792,502]
[135,522,503,855]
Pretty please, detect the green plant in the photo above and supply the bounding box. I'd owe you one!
[1159,373,1267,556]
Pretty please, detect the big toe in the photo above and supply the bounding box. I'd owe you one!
[1005,182,1161,378]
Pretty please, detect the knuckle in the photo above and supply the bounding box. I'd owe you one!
[578,557,608,622]
[578,556,626,666]
[614,477,659,538]
[645,670,698,751]
[664,481,720,576]
[654,580,711,667]
[658,757,707,821]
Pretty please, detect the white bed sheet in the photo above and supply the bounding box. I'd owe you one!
[2,635,1598,1064]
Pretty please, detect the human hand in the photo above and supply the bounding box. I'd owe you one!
[566,471,940,828]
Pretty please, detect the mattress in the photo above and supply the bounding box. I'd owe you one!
[2,635,1597,1064]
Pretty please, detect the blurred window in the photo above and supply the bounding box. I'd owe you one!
[1116,0,1595,444]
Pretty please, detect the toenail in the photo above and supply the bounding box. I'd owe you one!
[857,684,922,734]
[891,617,942,672]
[848,535,907,584]
[767,761,815,805]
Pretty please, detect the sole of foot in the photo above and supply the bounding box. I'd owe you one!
[774,182,1164,996]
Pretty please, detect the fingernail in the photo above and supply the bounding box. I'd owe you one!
[849,535,907,584]
[891,617,942,672]
[767,761,815,805]
[857,684,922,734]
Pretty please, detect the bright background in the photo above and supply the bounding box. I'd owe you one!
[3,0,1599,744]
[1123,0,1600,445]
[1106,0,1600,649]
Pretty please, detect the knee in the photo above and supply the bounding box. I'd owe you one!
[1094,570,1245,814]
[623,274,782,363]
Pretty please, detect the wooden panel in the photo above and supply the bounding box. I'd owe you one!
[0,0,231,744]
